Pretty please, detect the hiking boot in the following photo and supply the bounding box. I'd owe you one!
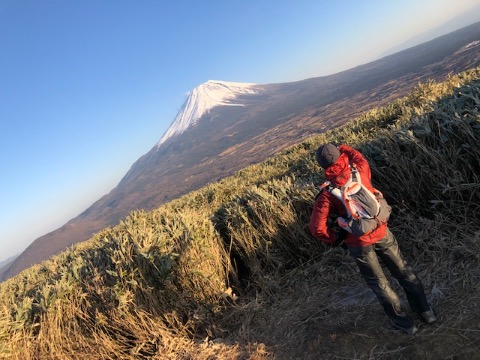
[420,309,437,324]
[392,322,418,335]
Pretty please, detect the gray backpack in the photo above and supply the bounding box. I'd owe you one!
[322,164,391,237]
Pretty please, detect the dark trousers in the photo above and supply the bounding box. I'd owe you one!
[348,229,430,328]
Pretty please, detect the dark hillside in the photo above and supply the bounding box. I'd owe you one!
[0,67,479,359]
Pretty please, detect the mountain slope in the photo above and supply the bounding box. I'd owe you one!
[3,21,480,281]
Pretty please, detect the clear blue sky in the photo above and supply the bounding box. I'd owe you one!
[1,0,479,263]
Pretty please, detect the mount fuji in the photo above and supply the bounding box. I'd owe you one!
[158,80,258,145]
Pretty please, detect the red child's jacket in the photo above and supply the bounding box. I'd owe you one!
[309,145,387,247]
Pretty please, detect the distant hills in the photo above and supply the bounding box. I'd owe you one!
[2,20,480,281]
[380,3,480,57]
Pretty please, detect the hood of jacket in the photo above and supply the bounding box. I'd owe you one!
[324,153,351,187]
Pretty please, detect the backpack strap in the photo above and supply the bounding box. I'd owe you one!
[350,163,360,184]
[319,164,360,219]
[321,180,353,218]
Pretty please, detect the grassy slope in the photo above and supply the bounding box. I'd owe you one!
[1,68,479,359]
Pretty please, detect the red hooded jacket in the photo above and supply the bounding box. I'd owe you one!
[309,145,387,247]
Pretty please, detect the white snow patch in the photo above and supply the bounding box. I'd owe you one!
[157,80,257,146]
[455,40,480,54]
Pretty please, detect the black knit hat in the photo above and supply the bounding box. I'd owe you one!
[315,144,340,169]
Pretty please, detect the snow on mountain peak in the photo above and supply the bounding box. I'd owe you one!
[157,80,257,146]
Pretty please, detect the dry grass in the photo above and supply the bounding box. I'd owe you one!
[1,67,479,359]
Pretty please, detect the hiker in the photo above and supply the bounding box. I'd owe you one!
[309,143,436,335]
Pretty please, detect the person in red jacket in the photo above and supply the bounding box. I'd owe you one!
[309,143,436,335]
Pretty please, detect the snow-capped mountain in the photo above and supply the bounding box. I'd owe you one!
[157,80,258,145]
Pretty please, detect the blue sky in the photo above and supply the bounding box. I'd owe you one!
[1,0,480,263]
